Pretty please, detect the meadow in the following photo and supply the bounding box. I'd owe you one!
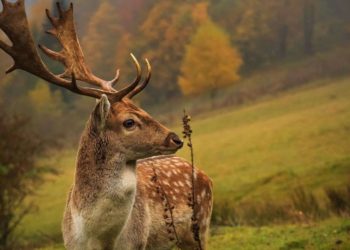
[18,76,350,249]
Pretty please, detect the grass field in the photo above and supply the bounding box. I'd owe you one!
[176,77,350,206]
[208,218,350,250]
[18,77,350,249]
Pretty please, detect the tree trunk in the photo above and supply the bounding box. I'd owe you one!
[278,24,289,58]
[303,0,315,55]
[0,219,9,249]
[210,81,218,108]
[278,0,289,58]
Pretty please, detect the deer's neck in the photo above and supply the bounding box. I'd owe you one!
[72,127,137,211]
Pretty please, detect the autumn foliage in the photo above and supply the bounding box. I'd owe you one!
[0,0,349,143]
[179,20,242,96]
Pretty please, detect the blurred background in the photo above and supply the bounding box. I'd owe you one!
[0,0,350,249]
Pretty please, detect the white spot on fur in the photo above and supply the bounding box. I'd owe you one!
[162,180,170,186]
[197,195,201,203]
[199,207,203,215]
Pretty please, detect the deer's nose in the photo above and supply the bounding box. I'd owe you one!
[166,132,183,149]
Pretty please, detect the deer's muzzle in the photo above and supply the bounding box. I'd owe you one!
[165,132,183,150]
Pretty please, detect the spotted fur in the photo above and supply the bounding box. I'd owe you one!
[135,156,213,249]
[62,98,213,250]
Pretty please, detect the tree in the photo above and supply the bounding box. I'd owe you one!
[303,0,315,55]
[216,0,283,70]
[0,104,50,248]
[276,0,290,58]
[28,80,64,116]
[138,1,197,104]
[179,20,242,96]
[82,0,123,79]
[209,0,303,68]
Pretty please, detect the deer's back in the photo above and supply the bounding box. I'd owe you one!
[135,156,213,249]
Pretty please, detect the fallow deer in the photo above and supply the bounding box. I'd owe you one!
[0,1,213,249]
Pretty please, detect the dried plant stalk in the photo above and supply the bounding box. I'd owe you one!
[151,165,180,247]
[182,110,203,250]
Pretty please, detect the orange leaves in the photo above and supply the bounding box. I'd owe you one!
[179,21,243,96]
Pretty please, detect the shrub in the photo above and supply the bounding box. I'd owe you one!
[0,104,53,249]
[326,185,350,216]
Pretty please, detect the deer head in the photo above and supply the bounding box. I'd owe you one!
[90,96,183,162]
[0,0,183,161]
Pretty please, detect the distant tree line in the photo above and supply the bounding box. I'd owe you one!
[76,0,350,103]
[0,0,349,143]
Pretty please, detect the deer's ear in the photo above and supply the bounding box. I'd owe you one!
[93,95,111,131]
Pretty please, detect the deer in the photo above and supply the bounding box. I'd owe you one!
[0,1,213,249]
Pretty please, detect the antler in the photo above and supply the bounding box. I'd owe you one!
[39,2,119,91]
[0,0,150,101]
[127,58,152,98]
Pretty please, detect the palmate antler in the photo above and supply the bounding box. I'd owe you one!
[0,0,151,101]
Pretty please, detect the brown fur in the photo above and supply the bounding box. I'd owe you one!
[62,98,213,250]
[135,156,213,249]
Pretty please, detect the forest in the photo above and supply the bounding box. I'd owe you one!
[1,0,349,144]
[0,0,350,249]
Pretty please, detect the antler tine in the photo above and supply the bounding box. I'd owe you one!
[56,1,64,18]
[45,8,57,28]
[38,44,64,63]
[107,69,120,89]
[0,1,149,103]
[0,0,111,99]
[127,58,152,99]
[39,2,118,92]
[0,0,52,76]
[69,73,104,99]
[71,54,142,101]
[110,53,142,102]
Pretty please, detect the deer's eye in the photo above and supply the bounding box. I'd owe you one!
[123,119,135,129]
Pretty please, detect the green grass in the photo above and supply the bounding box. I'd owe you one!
[176,77,350,206]
[18,151,76,246]
[208,218,350,250]
[18,77,350,249]
[32,218,350,250]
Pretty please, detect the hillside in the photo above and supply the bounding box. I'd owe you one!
[177,77,350,205]
[18,77,350,249]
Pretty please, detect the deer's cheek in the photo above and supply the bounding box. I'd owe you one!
[105,120,122,132]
